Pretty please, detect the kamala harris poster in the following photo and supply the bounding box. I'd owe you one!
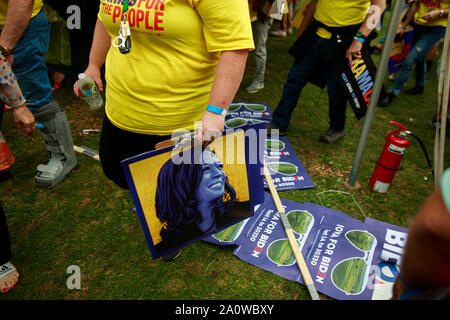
[121,125,265,259]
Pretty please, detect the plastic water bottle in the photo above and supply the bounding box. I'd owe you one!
[77,73,103,109]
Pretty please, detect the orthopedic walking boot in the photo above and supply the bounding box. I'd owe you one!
[32,102,77,188]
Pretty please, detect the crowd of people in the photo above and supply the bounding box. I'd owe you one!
[0,0,449,300]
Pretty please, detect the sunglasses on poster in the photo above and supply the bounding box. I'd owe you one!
[224,118,266,129]
[266,139,286,152]
[266,210,315,267]
[228,104,268,113]
[330,230,377,296]
[266,161,299,176]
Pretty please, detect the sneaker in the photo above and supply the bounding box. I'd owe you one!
[319,129,345,144]
[404,85,424,95]
[246,82,264,93]
[270,30,287,38]
[287,28,293,35]
[266,123,288,137]
[161,248,182,262]
[430,116,440,128]
[430,116,450,129]
[378,91,396,108]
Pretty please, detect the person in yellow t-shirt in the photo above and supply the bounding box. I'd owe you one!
[0,0,77,188]
[74,0,254,190]
[268,0,386,143]
[380,0,449,107]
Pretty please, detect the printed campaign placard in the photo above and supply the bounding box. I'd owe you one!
[224,102,273,130]
[388,29,414,76]
[233,192,326,283]
[331,51,386,120]
[121,125,265,259]
[306,216,385,300]
[202,217,251,247]
[232,193,393,300]
[364,218,408,300]
[264,137,315,191]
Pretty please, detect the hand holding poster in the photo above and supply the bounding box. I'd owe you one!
[225,102,273,129]
[332,51,386,120]
[121,126,265,259]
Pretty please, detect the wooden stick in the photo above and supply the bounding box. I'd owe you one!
[435,14,450,189]
[73,145,100,161]
[263,161,320,300]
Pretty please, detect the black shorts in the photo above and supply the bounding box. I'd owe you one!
[99,115,171,189]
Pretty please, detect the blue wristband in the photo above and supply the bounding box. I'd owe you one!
[354,36,365,43]
[206,104,227,117]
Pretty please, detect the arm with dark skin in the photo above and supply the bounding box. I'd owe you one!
[392,188,450,299]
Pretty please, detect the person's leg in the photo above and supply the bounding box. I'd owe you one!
[0,203,19,294]
[99,115,172,189]
[13,11,53,109]
[0,204,11,265]
[390,26,446,95]
[327,73,347,132]
[271,36,326,132]
[13,10,77,187]
[319,68,347,143]
[247,18,273,93]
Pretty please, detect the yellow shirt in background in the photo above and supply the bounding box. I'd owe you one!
[314,0,371,39]
[0,0,43,27]
[99,0,254,135]
[415,0,450,27]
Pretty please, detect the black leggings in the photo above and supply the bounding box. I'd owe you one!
[99,115,172,189]
[0,203,11,265]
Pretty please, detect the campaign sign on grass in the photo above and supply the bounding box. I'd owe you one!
[121,125,265,259]
[232,193,389,300]
[364,218,408,300]
[224,102,272,130]
[264,137,315,191]
[233,193,326,283]
[306,214,385,300]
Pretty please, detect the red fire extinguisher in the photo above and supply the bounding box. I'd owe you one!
[369,121,410,193]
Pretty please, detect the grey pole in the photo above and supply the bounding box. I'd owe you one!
[348,0,405,186]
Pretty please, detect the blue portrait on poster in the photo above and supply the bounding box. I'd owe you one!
[121,125,265,259]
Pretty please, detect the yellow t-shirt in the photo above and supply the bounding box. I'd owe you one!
[99,0,254,135]
[314,0,371,39]
[0,0,43,27]
[415,0,450,27]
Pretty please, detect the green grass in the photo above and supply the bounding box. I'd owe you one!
[1,12,449,300]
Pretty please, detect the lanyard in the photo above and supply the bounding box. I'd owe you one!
[112,0,131,54]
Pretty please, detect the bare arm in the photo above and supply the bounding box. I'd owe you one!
[345,0,386,66]
[398,1,419,36]
[74,19,111,96]
[0,0,34,50]
[198,49,249,144]
[0,53,35,138]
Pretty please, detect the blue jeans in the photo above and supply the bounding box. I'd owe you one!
[390,24,446,95]
[272,34,347,132]
[11,10,53,110]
